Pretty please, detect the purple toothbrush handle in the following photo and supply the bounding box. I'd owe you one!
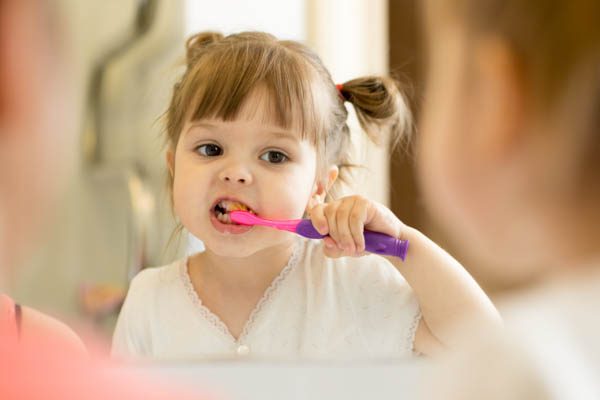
[296,220,409,260]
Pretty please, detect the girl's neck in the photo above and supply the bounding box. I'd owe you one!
[190,239,297,289]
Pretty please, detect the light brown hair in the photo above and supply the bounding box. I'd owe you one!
[164,31,412,198]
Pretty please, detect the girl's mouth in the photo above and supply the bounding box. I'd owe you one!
[212,199,256,225]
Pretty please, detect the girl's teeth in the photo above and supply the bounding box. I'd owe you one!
[216,211,233,224]
[217,200,253,215]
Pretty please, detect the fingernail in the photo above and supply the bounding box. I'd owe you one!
[325,242,334,248]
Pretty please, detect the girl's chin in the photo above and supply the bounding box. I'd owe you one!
[202,241,261,258]
[198,232,294,258]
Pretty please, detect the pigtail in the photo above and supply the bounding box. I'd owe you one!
[185,32,224,69]
[323,76,413,200]
[339,76,413,148]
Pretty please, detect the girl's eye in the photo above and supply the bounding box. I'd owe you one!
[196,144,222,157]
[260,150,288,164]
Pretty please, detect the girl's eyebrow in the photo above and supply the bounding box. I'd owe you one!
[185,122,300,142]
[266,130,300,143]
[183,122,220,140]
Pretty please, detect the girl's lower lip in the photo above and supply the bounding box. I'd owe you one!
[209,213,253,235]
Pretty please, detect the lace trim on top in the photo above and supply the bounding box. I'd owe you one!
[179,238,304,344]
[408,311,422,356]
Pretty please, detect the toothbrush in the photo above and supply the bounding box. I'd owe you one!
[229,210,408,260]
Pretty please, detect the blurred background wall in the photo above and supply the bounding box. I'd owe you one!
[11,0,186,336]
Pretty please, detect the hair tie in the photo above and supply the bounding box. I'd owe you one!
[336,83,349,102]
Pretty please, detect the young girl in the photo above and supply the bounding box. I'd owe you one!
[112,31,499,360]
[417,0,600,397]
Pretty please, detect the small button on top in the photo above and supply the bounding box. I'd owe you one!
[236,344,250,356]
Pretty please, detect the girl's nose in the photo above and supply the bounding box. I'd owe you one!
[218,165,253,185]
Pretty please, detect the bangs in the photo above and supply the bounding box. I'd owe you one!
[181,40,329,144]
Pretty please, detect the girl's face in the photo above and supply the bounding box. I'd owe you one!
[169,91,320,257]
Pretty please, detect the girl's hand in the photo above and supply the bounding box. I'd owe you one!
[308,195,405,258]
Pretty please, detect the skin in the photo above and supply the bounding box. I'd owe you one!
[0,0,84,354]
[168,86,500,353]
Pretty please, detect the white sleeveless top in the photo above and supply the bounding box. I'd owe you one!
[112,238,421,360]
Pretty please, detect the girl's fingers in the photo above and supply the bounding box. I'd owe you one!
[323,203,340,249]
[335,198,357,254]
[314,195,384,258]
[309,204,329,235]
[323,236,344,258]
[349,198,368,253]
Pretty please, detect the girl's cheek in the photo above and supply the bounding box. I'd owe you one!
[265,191,298,218]
[265,184,308,219]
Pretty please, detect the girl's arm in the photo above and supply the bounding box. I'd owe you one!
[309,195,502,355]
[384,227,501,355]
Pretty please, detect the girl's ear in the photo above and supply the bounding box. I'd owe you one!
[166,150,175,177]
[325,165,339,192]
[308,165,339,208]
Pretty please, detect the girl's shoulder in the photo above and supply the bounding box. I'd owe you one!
[118,258,191,323]
[128,258,188,295]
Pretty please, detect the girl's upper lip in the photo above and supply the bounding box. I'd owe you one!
[210,196,257,213]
